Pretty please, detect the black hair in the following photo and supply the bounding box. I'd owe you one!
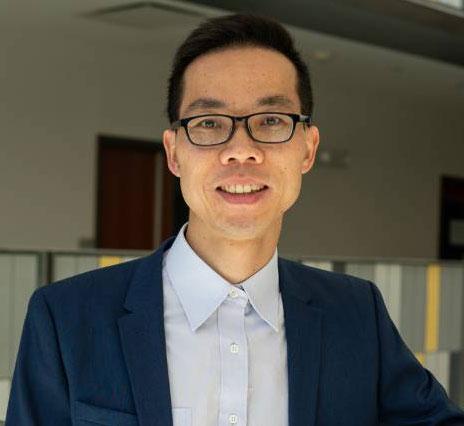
[166,14,313,123]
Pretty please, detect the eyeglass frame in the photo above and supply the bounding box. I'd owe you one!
[170,112,312,146]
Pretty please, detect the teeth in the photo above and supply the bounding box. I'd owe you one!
[220,184,265,194]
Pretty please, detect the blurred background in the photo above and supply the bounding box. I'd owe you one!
[1,0,464,421]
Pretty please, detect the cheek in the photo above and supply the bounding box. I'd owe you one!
[177,156,211,207]
[279,162,303,206]
[286,171,303,199]
[179,172,200,205]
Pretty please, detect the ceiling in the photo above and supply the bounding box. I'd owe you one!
[1,0,463,64]
[0,0,463,109]
[186,0,464,66]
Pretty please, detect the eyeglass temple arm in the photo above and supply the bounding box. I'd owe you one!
[299,114,312,127]
[170,120,181,130]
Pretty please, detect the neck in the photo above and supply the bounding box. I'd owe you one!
[184,216,281,284]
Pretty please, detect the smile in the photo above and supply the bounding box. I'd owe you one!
[218,184,267,194]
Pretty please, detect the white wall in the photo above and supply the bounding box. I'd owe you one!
[1,23,463,259]
[281,79,464,259]
[0,27,171,250]
[280,28,464,259]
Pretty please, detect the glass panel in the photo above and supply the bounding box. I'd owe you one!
[406,0,463,9]
[188,115,232,145]
[249,113,293,142]
[430,0,463,8]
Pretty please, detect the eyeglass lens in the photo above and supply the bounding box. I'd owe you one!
[186,113,294,145]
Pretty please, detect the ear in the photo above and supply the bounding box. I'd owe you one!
[301,125,320,174]
[162,129,181,177]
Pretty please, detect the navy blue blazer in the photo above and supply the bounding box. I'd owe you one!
[6,237,464,425]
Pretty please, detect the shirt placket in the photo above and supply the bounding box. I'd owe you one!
[218,288,249,426]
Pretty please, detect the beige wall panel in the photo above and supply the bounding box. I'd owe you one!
[0,256,12,378]
[11,255,39,375]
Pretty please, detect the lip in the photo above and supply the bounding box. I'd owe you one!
[215,186,270,205]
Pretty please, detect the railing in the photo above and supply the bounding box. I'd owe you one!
[298,257,464,404]
[1,249,463,420]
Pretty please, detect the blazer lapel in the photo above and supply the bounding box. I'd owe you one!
[279,258,323,426]
[118,237,175,426]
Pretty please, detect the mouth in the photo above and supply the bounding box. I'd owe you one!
[215,183,270,205]
[216,183,269,194]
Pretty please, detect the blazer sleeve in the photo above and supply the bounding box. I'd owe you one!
[5,288,71,425]
[369,281,464,425]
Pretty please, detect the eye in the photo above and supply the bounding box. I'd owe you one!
[261,116,281,126]
[198,119,220,129]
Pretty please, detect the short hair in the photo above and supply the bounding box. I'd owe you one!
[166,14,313,123]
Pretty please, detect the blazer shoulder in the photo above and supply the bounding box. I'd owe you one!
[279,256,372,289]
[40,255,143,297]
[279,257,375,307]
[32,254,156,331]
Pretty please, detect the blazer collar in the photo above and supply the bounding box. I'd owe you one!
[278,257,314,303]
[279,258,323,426]
[122,238,313,315]
[122,236,175,314]
[117,237,175,426]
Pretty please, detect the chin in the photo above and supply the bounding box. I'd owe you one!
[217,217,274,240]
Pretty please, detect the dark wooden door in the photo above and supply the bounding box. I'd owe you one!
[96,136,187,250]
[439,175,464,260]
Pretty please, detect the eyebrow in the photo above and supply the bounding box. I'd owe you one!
[256,95,295,108]
[183,98,226,115]
[182,94,295,116]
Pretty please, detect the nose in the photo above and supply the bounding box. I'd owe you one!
[218,121,264,165]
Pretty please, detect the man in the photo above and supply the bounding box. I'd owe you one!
[6,13,464,426]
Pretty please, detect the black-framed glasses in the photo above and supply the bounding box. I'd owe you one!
[171,112,312,146]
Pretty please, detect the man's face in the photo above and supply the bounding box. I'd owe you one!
[163,46,319,241]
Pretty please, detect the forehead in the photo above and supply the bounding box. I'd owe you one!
[180,46,300,115]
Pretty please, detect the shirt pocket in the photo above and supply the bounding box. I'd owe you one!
[172,407,192,426]
[74,400,138,426]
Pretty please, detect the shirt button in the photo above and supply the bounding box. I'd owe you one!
[229,289,239,298]
[228,414,238,424]
[230,343,239,354]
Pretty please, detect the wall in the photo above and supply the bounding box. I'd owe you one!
[0,27,170,250]
[1,23,463,259]
[280,27,464,259]
[281,84,464,259]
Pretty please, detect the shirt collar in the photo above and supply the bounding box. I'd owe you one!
[164,222,280,333]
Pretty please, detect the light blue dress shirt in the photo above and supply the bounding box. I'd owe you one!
[162,223,289,426]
